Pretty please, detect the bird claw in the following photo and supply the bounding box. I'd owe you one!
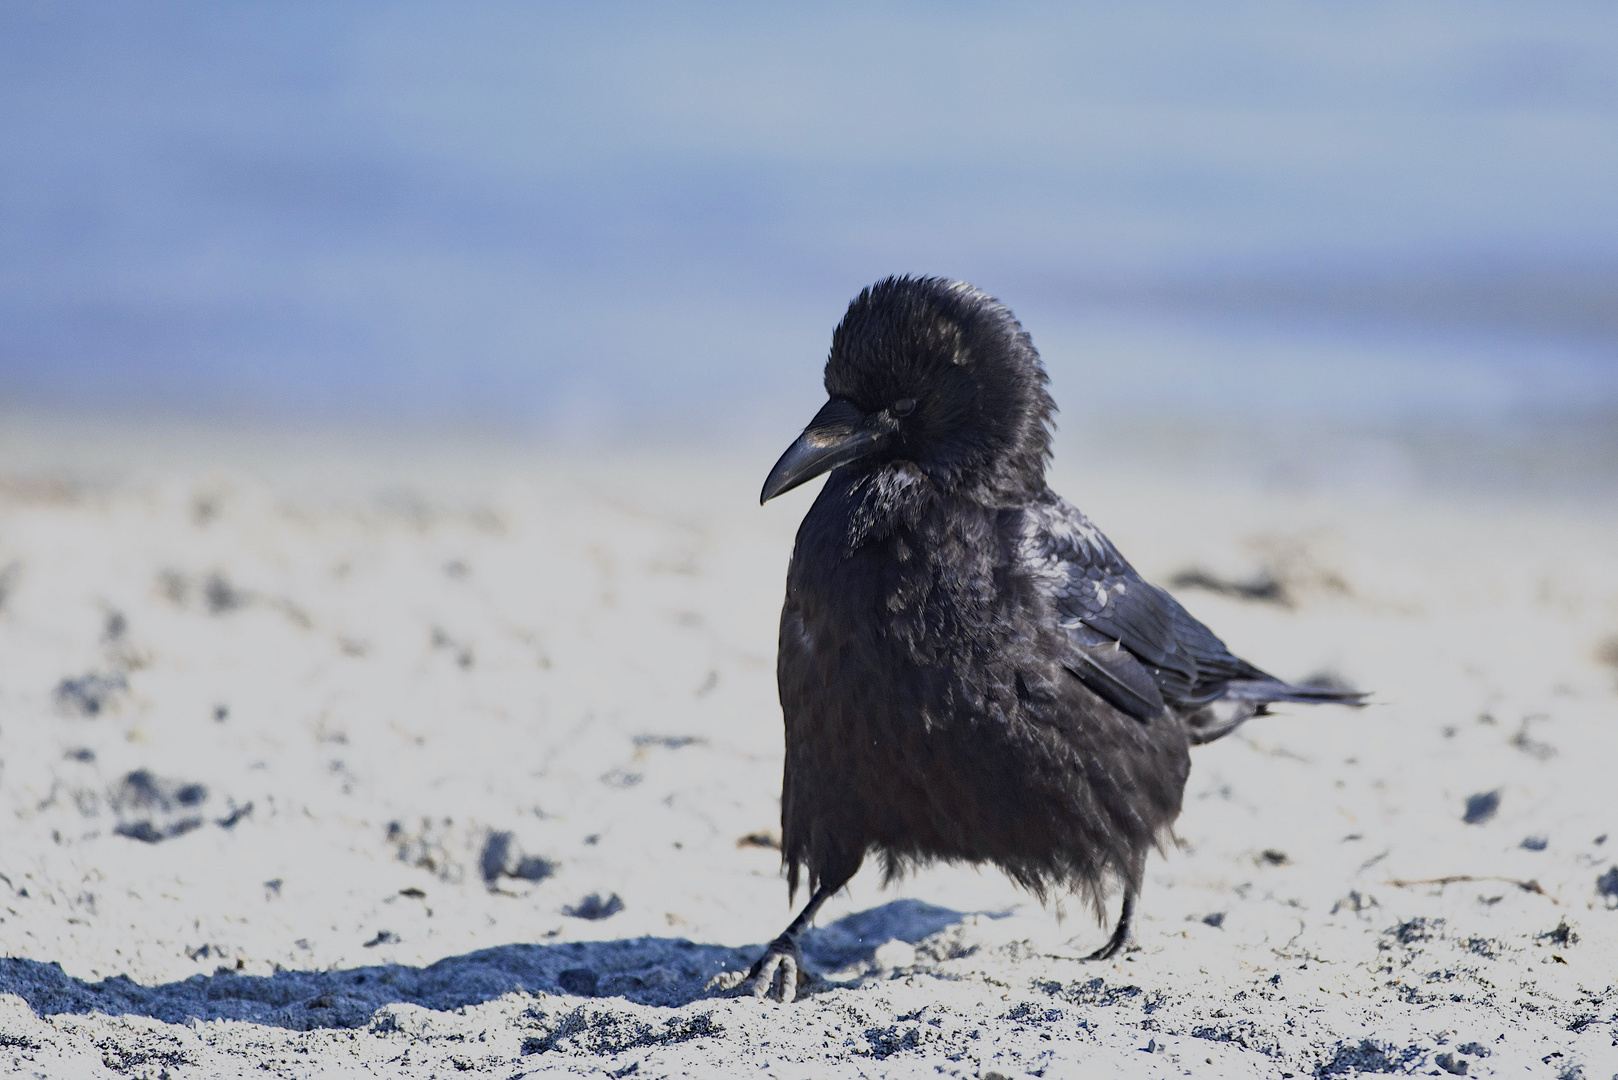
[1084,930,1131,962]
[744,934,807,1003]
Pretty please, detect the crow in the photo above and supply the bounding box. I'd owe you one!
[746,276,1366,1002]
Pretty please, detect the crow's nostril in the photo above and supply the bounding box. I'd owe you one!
[893,398,916,417]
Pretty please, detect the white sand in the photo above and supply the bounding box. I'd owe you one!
[1,424,1615,1078]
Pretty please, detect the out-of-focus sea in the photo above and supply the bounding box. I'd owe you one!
[2,3,1614,498]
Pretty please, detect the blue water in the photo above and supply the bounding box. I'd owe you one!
[2,2,1615,432]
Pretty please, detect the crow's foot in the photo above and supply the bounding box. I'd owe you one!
[1084,892,1136,962]
[745,933,808,1003]
[1084,921,1131,961]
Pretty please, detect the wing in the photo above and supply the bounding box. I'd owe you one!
[1019,495,1268,718]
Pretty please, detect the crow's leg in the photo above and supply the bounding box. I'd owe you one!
[745,877,847,1003]
[1085,886,1137,961]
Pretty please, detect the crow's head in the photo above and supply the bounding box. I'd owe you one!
[762,276,1055,505]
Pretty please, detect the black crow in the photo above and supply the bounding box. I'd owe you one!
[747,276,1365,1002]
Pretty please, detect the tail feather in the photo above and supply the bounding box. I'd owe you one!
[1183,678,1368,746]
[1219,679,1369,706]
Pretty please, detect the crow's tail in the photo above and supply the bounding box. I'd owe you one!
[1218,679,1369,707]
[1183,679,1368,746]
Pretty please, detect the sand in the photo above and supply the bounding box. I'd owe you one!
[0,424,1615,1078]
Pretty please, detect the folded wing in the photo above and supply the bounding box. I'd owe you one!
[1019,496,1365,730]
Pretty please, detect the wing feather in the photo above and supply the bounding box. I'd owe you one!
[1019,495,1267,716]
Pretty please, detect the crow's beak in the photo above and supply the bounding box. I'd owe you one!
[760,398,886,504]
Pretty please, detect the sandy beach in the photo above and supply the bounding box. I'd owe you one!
[1,420,1615,1078]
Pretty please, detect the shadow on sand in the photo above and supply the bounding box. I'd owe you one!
[0,899,978,1031]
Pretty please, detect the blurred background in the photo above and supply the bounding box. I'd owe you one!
[3,1,1616,496]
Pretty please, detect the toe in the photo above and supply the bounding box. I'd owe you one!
[703,970,747,992]
[775,954,799,1004]
[1084,935,1129,962]
[750,954,781,999]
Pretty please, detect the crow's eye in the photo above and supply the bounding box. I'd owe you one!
[893,398,917,417]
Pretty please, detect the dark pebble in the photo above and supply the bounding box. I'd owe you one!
[563,892,624,920]
[1462,790,1500,825]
